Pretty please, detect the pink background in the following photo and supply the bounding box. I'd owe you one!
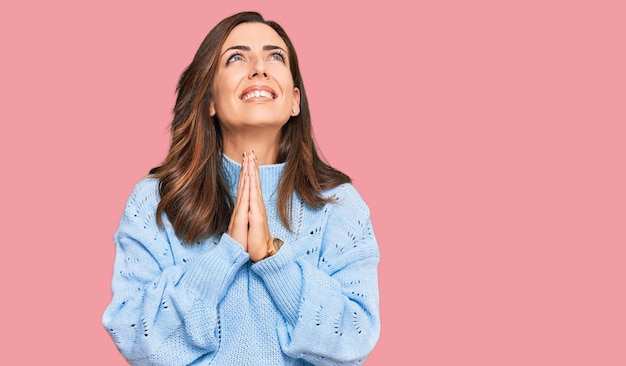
[2,0,624,364]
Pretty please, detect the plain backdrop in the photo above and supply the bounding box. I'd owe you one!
[1,0,624,365]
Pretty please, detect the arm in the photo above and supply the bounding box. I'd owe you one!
[102,179,249,365]
[252,185,381,365]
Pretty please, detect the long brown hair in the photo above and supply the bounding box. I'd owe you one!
[151,11,351,244]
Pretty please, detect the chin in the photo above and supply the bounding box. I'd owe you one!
[245,114,289,126]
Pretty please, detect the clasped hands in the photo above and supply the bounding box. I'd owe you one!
[227,151,271,262]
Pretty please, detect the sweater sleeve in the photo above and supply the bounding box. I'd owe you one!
[102,179,249,366]
[252,184,381,365]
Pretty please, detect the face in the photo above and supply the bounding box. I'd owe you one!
[210,22,300,130]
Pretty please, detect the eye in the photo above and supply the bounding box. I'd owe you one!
[226,52,244,65]
[269,51,286,62]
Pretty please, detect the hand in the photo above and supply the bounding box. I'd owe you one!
[227,151,271,262]
[227,152,251,252]
[246,151,271,262]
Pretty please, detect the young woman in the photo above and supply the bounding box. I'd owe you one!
[103,11,381,365]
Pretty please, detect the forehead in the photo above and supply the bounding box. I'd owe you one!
[221,22,287,50]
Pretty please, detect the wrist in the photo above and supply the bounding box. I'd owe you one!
[264,237,283,259]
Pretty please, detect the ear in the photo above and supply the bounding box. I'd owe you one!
[291,87,301,116]
[209,99,216,117]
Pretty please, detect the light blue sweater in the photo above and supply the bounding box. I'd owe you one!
[102,156,381,365]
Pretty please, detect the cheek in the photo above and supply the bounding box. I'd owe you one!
[212,71,233,95]
[278,78,295,96]
[211,85,232,111]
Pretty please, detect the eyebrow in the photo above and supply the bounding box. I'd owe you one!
[221,44,287,58]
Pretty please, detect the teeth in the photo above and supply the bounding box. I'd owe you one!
[242,90,274,100]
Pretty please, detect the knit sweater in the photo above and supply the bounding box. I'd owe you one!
[102,155,381,365]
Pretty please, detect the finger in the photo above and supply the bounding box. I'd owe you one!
[228,153,250,249]
[248,151,264,217]
[237,152,246,191]
[230,152,247,223]
[232,153,245,207]
[253,151,268,215]
[250,151,269,233]
[247,151,270,261]
[229,172,250,248]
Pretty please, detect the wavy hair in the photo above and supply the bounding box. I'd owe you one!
[150,11,351,244]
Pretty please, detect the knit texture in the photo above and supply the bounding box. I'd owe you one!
[102,155,381,365]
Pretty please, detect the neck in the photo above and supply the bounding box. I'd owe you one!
[222,129,281,165]
[222,154,286,201]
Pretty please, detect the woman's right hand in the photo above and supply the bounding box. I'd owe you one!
[227,152,250,251]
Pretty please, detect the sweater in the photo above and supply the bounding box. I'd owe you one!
[102,155,381,365]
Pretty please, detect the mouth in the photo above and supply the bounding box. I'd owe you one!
[240,88,277,101]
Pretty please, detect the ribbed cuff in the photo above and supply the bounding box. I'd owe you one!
[251,244,303,326]
[182,233,249,301]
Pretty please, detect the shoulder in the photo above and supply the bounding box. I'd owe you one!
[129,176,159,194]
[322,183,371,217]
[121,176,161,216]
[114,177,162,238]
[319,183,380,259]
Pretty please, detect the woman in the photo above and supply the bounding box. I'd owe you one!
[103,11,381,365]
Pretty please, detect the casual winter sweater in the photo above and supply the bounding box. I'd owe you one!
[102,155,381,365]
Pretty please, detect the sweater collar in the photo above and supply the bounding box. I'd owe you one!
[222,154,285,202]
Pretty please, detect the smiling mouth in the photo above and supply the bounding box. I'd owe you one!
[241,90,276,100]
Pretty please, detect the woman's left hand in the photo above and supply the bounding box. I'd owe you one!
[246,151,271,262]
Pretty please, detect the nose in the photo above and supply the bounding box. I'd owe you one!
[250,71,267,79]
[249,58,268,79]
